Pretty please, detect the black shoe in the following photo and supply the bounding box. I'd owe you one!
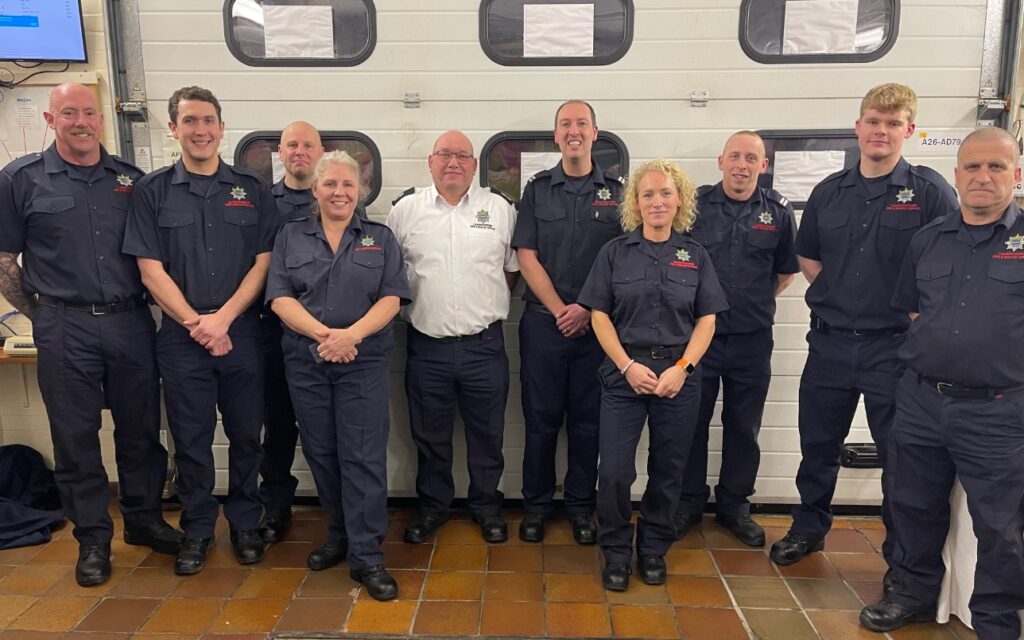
[350,565,398,601]
[518,513,544,542]
[404,512,448,544]
[124,520,185,555]
[230,529,265,565]
[75,543,111,587]
[602,562,631,591]
[859,598,936,632]
[673,512,702,540]
[638,554,667,585]
[883,568,896,595]
[769,531,824,566]
[258,508,292,544]
[715,513,766,547]
[569,513,597,545]
[473,513,508,543]
[307,540,348,571]
[175,537,212,576]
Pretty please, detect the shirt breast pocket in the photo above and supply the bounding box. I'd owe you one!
[589,206,618,225]
[224,207,257,227]
[612,267,646,304]
[689,228,723,248]
[984,261,1024,314]
[915,259,952,308]
[880,211,922,232]
[818,210,850,235]
[28,194,76,235]
[664,268,697,310]
[157,208,195,229]
[285,251,315,293]
[745,230,780,251]
[352,251,385,300]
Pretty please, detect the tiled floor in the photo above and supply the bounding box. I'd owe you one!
[0,507,980,639]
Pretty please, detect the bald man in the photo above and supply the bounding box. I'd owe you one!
[386,130,519,543]
[0,83,181,586]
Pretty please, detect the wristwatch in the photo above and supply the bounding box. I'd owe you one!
[676,358,695,375]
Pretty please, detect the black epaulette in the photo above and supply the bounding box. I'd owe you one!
[391,186,416,206]
[110,154,144,177]
[1,152,43,177]
[911,164,953,190]
[696,184,715,198]
[764,188,790,208]
[489,187,514,205]
[919,214,949,233]
[604,171,625,186]
[231,164,268,185]
[526,168,552,187]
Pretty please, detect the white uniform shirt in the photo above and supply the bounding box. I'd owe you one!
[386,184,519,338]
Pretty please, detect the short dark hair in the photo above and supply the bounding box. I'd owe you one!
[168,86,222,124]
[554,100,597,128]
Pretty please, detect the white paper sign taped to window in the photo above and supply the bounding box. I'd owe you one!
[263,5,335,59]
[783,0,858,55]
[773,150,846,202]
[523,4,595,58]
[520,152,563,196]
[271,151,284,184]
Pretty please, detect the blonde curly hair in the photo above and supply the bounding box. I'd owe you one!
[619,158,696,233]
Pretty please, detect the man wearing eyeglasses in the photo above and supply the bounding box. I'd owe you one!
[386,130,519,544]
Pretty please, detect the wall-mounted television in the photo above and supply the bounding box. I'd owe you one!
[0,0,88,63]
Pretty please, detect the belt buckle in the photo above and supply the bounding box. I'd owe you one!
[935,381,952,395]
[650,347,668,359]
[89,303,107,316]
[852,328,870,337]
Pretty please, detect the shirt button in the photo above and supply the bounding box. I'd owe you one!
[859,248,864,252]
[210,272,215,276]
[959,301,966,307]
[965,275,972,280]
[653,260,658,265]
[95,231,100,235]
[207,223,213,228]
[862,223,868,228]
[953,329,960,335]
[650,324,657,329]
[328,306,334,311]
[208,248,214,252]
[98,256,104,260]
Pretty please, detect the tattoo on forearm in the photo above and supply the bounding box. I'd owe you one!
[0,252,32,319]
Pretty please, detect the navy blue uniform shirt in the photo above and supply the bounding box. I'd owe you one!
[795,157,958,330]
[892,203,1024,388]
[578,228,729,347]
[271,179,368,227]
[265,214,411,333]
[123,159,277,310]
[0,144,145,303]
[512,162,625,305]
[690,183,799,334]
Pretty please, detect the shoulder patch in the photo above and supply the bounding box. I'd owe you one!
[1,152,43,177]
[391,186,416,206]
[765,188,790,208]
[489,186,514,205]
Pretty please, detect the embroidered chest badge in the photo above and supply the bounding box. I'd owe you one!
[676,249,690,262]
[1005,234,1024,252]
[476,210,490,224]
[230,186,247,200]
[361,236,376,247]
[758,211,773,225]
[116,174,133,187]
[596,187,612,201]
[896,188,915,204]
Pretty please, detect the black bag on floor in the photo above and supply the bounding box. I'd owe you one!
[0,444,64,549]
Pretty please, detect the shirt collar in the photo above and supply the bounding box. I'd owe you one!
[549,161,607,188]
[941,202,1022,232]
[429,183,473,208]
[839,156,911,188]
[171,157,235,192]
[705,181,763,206]
[42,142,117,176]
[624,227,686,246]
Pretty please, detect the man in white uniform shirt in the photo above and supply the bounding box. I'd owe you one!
[387,130,519,544]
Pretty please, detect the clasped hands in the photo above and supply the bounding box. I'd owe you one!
[624,361,688,399]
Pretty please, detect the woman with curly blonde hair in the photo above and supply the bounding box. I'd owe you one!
[578,158,727,592]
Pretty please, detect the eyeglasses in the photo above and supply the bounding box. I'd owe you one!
[432,151,474,163]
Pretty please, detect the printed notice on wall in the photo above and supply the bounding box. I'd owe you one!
[783,0,858,55]
[773,150,846,202]
[264,5,335,58]
[523,4,595,58]
[520,152,563,196]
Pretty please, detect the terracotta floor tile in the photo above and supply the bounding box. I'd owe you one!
[108,567,183,598]
[0,632,65,639]
[430,544,487,571]
[296,568,359,598]
[0,595,37,627]
[545,602,612,638]
[711,548,778,576]
[0,546,41,565]
[484,571,543,601]
[610,604,679,638]
[436,520,486,545]
[837,517,885,530]
[825,528,876,553]
[860,527,887,553]
[138,598,223,634]
[665,548,716,575]
[8,596,97,632]
[108,540,152,568]
[946,614,978,640]
[384,518,409,543]
[0,566,70,595]
[543,545,600,574]
[198,634,269,640]
[764,526,791,549]
[827,552,889,582]
[0,566,11,580]
[787,577,864,610]
[422,570,484,600]
[75,598,159,633]
[24,539,78,565]
[480,600,545,637]
[849,579,885,606]
[544,572,606,602]
[807,610,881,640]
[47,566,128,596]
[232,568,306,598]
[675,606,749,640]
[888,622,960,639]
[208,598,289,633]
[701,521,751,549]
[725,576,799,609]
[344,598,416,635]
[665,575,732,607]
[260,541,316,568]
[381,542,432,569]
[489,545,543,572]
[391,569,427,600]
[754,515,793,528]
[170,567,248,598]
[776,551,841,579]
[199,539,241,570]
[743,608,819,640]
[606,581,670,605]
[65,633,131,640]
[136,550,176,570]
[283,518,324,542]
[273,597,350,633]
[413,600,480,636]
[542,520,577,545]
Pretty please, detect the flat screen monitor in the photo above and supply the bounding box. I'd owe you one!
[0,0,88,63]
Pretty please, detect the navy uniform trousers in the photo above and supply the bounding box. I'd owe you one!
[156,313,264,538]
[283,333,389,569]
[519,308,602,516]
[34,303,166,545]
[793,327,902,563]
[597,356,701,564]
[258,314,299,513]
[678,328,773,517]
[405,321,509,518]
[888,372,1024,640]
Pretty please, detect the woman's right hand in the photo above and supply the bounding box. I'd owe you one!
[625,362,659,395]
[315,327,361,363]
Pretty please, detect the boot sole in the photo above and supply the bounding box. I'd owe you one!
[770,539,824,566]
[859,608,936,632]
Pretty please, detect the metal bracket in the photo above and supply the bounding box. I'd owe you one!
[978,97,1008,127]
[690,90,708,108]
[116,99,148,119]
[403,91,421,109]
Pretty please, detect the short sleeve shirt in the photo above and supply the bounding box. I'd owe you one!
[795,158,959,330]
[123,159,277,310]
[578,228,729,347]
[512,162,625,304]
[689,183,799,334]
[892,204,1024,388]
[0,144,145,303]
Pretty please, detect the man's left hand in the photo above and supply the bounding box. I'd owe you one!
[555,303,591,338]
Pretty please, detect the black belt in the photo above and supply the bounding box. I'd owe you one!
[921,376,1023,400]
[414,321,500,344]
[35,294,143,315]
[194,308,221,315]
[525,302,553,316]
[810,316,904,337]
[625,345,684,360]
